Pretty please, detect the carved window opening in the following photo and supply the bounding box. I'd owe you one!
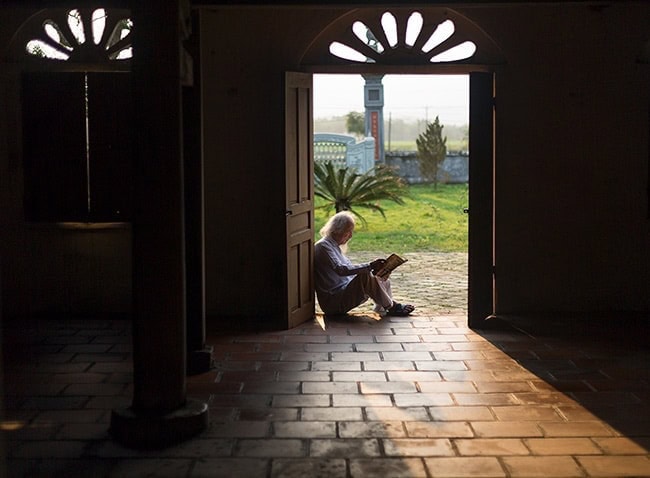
[14,8,134,223]
[24,9,132,63]
[329,11,476,64]
[301,8,503,68]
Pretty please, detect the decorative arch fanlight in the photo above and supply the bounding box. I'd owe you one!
[9,8,132,69]
[301,8,504,68]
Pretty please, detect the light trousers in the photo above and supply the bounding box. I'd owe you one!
[320,272,393,315]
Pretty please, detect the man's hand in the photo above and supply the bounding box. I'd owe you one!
[370,259,386,274]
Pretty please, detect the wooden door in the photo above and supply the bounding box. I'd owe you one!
[468,71,495,328]
[22,72,87,221]
[285,72,315,328]
[87,72,134,221]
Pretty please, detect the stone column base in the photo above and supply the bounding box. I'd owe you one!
[110,399,209,449]
[187,346,214,375]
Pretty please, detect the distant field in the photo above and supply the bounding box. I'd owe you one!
[386,139,467,152]
[314,116,468,152]
[314,183,469,253]
[385,140,416,151]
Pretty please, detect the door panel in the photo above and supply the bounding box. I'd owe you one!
[22,72,87,221]
[285,72,315,328]
[468,71,495,328]
[87,72,134,221]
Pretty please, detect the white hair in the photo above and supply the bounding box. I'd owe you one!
[320,211,355,238]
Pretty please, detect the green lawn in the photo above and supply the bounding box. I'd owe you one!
[314,183,469,253]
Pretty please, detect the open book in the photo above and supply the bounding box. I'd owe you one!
[374,253,407,280]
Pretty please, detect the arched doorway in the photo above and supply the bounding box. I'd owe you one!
[293,7,504,328]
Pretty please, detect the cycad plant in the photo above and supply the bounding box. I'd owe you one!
[314,161,409,226]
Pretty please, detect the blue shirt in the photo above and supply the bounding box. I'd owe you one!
[313,236,371,309]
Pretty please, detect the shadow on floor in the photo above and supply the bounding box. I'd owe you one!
[475,312,650,452]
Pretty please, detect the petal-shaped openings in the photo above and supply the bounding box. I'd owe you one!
[421,19,455,53]
[352,21,384,53]
[44,21,72,50]
[322,10,493,65]
[67,10,85,45]
[115,47,133,60]
[381,12,398,48]
[329,41,373,63]
[91,9,106,45]
[26,39,69,60]
[405,11,423,47]
[26,9,132,61]
[430,40,476,62]
[105,19,133,59]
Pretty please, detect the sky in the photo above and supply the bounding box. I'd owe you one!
[313,74,469,125]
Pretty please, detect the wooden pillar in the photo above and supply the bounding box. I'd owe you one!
[183,11,211,375]
[110,0,208,448]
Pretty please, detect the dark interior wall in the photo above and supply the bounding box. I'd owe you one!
[0,8,33,52]
[200,7,342,327]
[200,8,285,326]
[2,3,649,324]
[0,8,133,318]
[200,3,650,324]
[469,3,650,313]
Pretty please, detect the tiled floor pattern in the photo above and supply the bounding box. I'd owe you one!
[2,311,649,477]
[344,252,468,316]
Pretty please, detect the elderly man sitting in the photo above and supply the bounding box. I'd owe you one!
[314,211,415,316]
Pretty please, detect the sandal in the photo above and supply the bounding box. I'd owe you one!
[387,302,415,316]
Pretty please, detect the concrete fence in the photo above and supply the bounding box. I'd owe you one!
[313,133,468,184]
[385,151,469,184]
[313,133,375,174]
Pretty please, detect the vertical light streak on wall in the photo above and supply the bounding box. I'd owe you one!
[84,72,91,216]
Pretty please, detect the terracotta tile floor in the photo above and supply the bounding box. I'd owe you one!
[2,310,649,477]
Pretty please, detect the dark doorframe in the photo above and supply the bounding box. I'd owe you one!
[468,71,495,328]
[307,68,496,327]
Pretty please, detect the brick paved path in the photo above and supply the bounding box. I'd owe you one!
[4,252,650,478]
[321,252,468,316]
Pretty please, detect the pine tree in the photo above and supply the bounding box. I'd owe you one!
[416,116,447,188]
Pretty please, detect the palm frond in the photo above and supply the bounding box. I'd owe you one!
[314,161,409,224]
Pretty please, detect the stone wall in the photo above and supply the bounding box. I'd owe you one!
[385,151,469,184]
